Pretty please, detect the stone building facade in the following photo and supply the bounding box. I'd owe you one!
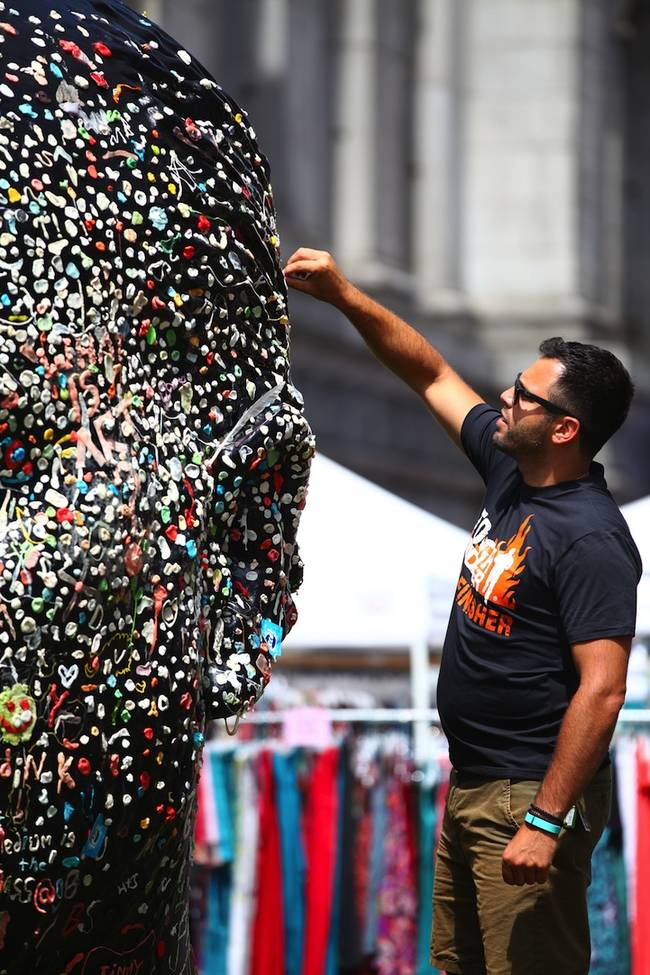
[127,0,650,527]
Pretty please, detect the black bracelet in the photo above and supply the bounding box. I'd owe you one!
[528,804,564,827]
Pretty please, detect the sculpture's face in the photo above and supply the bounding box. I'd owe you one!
[0,0,314,738]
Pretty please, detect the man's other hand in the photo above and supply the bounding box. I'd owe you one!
[502,824,558,886]
[283,248,355,309]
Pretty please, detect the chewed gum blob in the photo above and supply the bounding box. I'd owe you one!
[0,684,37,745]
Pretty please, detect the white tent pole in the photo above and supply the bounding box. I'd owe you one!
[410,633,431,764]
[410,576,433,765]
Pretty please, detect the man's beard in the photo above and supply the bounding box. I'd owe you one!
[492,416,553,460]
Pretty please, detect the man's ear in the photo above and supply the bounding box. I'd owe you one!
[551,416,581,446]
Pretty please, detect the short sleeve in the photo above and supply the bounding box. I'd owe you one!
[460,403,513,485]
[555,530,642,644]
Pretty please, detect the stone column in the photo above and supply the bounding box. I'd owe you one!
[462,0,581,323]
[332,0,378,276]
[257,0,288,78]
[457,0,630,385]
[412,0,466,312]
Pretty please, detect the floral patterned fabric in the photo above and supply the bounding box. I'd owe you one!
[0,1,312,971]
[376,777,418,975]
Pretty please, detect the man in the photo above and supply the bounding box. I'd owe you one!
[283,248,642,975]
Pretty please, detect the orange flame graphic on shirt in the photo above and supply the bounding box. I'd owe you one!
[464,515,533,610]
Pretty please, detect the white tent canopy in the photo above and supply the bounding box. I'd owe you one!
[285,458,650,647]
[285,453,468,651]
[622,496,650,637]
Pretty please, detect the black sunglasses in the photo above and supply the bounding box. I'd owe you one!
[513,373,572,418]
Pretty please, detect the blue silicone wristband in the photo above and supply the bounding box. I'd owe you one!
[524,811,562,836]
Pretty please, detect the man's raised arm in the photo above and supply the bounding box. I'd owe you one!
[283,248,483,447]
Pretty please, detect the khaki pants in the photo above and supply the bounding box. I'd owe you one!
[430,766,612,975]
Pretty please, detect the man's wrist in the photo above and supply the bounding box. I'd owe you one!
[333,281,362,315]
[528,803,564,827]
[523,811,562,838]
[532,789,569,821]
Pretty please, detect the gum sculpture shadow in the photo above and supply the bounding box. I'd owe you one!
[0,1,314,971]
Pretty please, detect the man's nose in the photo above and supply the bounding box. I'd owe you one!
[500,386,514,408]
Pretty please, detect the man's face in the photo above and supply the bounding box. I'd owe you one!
[493,357,567,458]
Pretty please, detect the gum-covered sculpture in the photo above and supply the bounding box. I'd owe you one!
[0,1,313,970]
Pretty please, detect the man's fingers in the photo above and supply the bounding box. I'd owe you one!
[503,859,549,886]
[282,245,350,306]
[283,259,317,277]
[285,276,312,293]
[285,247,328,264]
[502,828,555,887]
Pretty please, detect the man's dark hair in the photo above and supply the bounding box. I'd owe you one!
[538,337,634,457]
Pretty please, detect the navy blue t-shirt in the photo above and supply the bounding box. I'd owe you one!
[436,404,643,779]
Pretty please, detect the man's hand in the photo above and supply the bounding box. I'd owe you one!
[502,824,558,886]
[283,245,482,446]
[283,248,356,310]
